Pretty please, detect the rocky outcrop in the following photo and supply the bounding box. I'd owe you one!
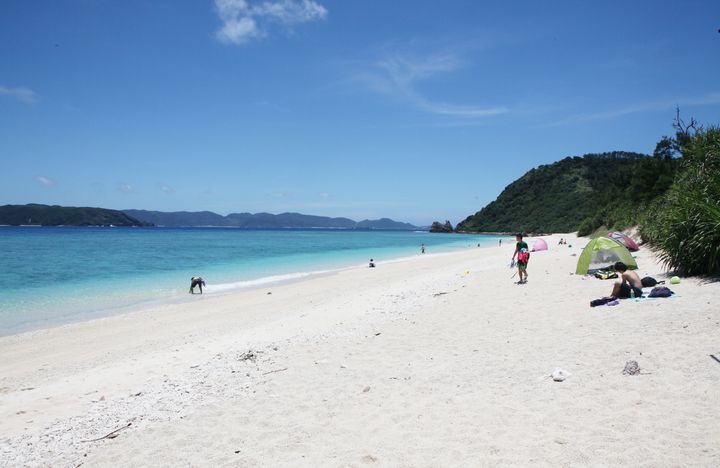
[429,220,454,233]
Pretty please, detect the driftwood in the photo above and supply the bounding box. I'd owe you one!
[262,367,288,375]
[83,422,132,442]
[238,350,258,362]
[710,354,720,365]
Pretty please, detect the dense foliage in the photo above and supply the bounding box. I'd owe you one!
[456,152,678,234]
[641,126,720,275]
[0,204,149,226]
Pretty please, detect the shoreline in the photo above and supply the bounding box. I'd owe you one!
[1,231,507,337]
[0,243,505,339]
[2,233,718,466]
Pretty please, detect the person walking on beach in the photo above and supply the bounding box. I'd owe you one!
[421,244,426,254]
[499,239,502,247]
[511,233,530,284]
[189,276,206,294]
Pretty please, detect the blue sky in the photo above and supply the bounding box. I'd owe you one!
[1,0,719,225]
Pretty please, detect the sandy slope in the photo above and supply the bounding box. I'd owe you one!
[1,234,718,467]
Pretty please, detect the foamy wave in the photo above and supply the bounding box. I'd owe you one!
[206,269,333,293]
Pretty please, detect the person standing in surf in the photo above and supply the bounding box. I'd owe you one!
[511,233,530,284]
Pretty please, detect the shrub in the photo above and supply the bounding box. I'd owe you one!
[642,126,720,275]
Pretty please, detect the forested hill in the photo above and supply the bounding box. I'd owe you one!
[0,204,149,226]
[456,151,678,234]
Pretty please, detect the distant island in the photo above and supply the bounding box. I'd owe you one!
[0,204,422,230]
[124,209,420,230]
[0,204,150,227]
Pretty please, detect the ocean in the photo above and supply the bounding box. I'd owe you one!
[0,227,502,334]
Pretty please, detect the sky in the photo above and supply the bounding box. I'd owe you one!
[1,0,719,226]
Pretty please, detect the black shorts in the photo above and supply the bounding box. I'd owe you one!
[618,283,642,299]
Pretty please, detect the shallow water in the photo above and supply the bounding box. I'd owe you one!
[0,227,501,334]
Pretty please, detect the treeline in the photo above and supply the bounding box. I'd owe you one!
[641,117,720,275]
[456,151,679,235]
[456,112,719,275]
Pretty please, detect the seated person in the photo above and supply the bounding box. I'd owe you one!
[609,262,643,299]
[369,258,375,268]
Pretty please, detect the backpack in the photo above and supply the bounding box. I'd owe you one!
[641,276,658,287]
[518,248,530,263]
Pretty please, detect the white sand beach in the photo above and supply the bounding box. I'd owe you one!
[1,234,719,467]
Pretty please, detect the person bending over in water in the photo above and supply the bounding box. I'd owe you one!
[609,262,643,299]
[189,276,206,294]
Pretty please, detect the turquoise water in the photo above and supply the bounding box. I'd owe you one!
[0,227,500,334]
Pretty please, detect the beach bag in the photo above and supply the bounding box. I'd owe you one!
[641,276,658,287]
[648,286,674,298]
[518,249,530,264]
[594,270,618,280]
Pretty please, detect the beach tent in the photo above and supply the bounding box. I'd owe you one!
[532,238,548,251]
[607,231,640,252]
[575,237,637,275]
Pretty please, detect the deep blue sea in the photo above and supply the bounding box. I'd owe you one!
[0,227,502,334]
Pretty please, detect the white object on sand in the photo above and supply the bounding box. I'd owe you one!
[551,368,570,382]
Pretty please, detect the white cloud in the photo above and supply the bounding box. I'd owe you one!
[118,183,134,193]
[355,48,508,119]
[214,0,327,45]
[35,175,55,186]
[158,183,175,194]
[539,93,720,128]
[267,190,290,198]
[0,85,38,103]
[318,192,330,198]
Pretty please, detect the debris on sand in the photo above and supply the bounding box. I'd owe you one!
[551,368,570,382]
[623,360,640,375]
[237,350,257,362]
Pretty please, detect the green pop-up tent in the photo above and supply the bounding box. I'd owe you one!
[575,237,637,275]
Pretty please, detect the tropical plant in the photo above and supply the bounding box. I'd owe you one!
[642,126,720,275]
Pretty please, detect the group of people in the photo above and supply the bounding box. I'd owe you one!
[190,235,640,301]
[509,233,642,300]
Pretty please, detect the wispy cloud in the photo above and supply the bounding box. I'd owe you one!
[214,0,327,45]
[353,45,508,119]
[539,93,720,128]
[118,183,134,193]
[266,190,291,198]
[0,85,38,104]
[35,175,55,186]
[158,183,175,194]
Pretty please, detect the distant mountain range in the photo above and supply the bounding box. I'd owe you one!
[124,209,420,230]
[0,204,421,230]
